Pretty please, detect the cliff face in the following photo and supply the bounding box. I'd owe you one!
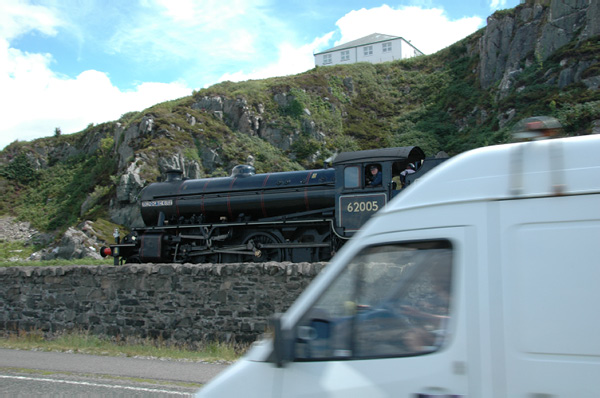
[1,0,599,257]
[478,0,600,91]
[191,94,325,153]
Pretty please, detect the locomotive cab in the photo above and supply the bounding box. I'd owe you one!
[332,146,428,238]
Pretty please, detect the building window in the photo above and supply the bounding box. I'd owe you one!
[363,45,373,56]
[323,54,332,65]
[382,42,392,53]
[341,50,350,62]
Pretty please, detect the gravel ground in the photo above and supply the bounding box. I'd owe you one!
[0,216,37,243]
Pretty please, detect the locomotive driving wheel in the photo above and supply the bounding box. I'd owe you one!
[243,231,283,262]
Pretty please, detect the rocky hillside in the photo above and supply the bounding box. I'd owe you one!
[1,0,599,260]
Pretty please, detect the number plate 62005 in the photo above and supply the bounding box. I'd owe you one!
[338,193,387,231]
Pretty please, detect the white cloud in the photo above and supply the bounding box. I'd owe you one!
[153,0,256,24]
[108,0,271,64]
[0,0,63,40]
[334,5,483,55]
[489,0,508,9]
[0,1,191,150]
[215,33,334,84]
[0,40,190,150]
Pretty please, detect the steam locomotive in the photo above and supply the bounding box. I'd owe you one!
[102,146,447,264]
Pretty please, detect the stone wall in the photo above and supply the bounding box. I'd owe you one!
[0,262,325,344]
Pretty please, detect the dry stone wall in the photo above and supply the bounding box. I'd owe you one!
[0,262,325,344]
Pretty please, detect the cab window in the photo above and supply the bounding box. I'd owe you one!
[365,163,382,187]
[344,166,360,188]
[294,240,453,360]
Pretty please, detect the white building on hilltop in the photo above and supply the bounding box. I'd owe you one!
[314,33,424,67]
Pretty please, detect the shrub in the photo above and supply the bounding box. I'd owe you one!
[0,153,37,184]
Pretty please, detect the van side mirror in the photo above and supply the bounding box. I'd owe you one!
[269,313,292,368]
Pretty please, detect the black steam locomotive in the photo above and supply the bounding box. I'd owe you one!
[102,146,447,264]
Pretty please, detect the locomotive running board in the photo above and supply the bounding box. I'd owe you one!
[259,243,330,249]
[134,216,334,232]
[187,242,329,255]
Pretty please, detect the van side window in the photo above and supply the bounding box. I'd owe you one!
[294,240,453,360]
[344,166,360,188]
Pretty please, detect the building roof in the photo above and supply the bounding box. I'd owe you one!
[314,33,422,55]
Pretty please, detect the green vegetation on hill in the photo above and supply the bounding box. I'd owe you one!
[2,139,117,234]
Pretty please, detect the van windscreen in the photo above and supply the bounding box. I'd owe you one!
[294,240,453,361]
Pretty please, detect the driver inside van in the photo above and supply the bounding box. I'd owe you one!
[355,251,452,355]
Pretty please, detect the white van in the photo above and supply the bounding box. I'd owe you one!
[197,133,600,397]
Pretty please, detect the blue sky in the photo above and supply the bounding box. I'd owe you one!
[1,0,519,150]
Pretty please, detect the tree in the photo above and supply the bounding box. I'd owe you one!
[54,127,62,137]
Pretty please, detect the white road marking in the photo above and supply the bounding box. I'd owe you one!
[0,374,192,396]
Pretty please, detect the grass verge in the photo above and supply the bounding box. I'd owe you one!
[0,330,248,363]
[0,258,115,267]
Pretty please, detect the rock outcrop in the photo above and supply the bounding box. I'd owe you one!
[29,221,106,261]
[192,94,327,152]
[479,0,600,92]
[192,96,260,137]
[108,113,204,227]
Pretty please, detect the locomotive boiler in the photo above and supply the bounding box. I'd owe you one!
[139,166,335,226]
[103,146,447,264]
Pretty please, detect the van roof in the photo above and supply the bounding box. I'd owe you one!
[381,135,600,214]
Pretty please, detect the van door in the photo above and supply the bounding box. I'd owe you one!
[496,194,600,397]
[278,227,471,397]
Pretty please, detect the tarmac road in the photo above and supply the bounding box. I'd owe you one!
[0,348,230,396]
